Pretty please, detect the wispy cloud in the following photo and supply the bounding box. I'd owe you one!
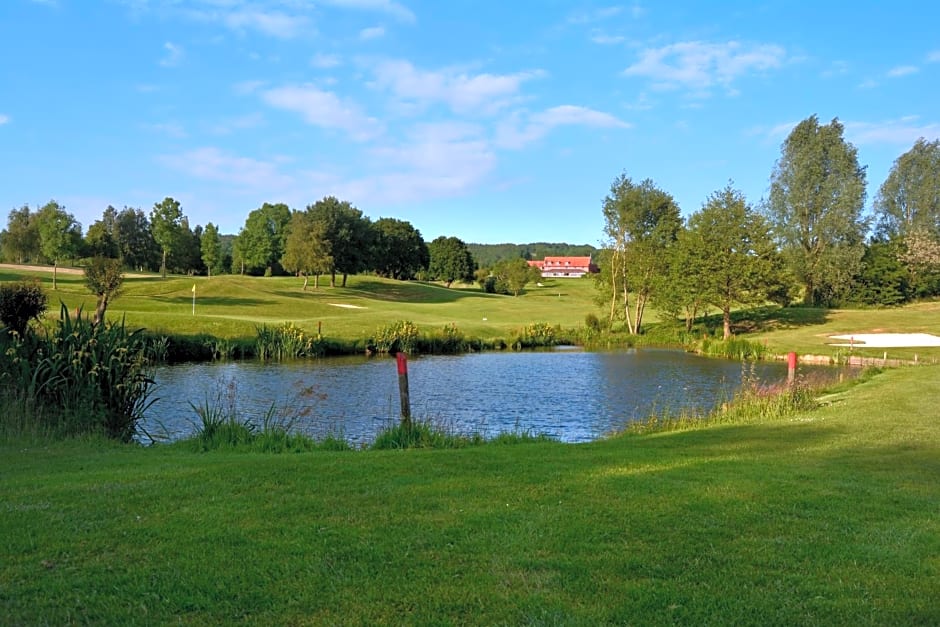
[369,59,545,115]
[311,53,342,69]
[359,26,385,40]
[844,116,940,145]
[623,40,787,94]
[496,105,630,149]
[927,50,940,63]
[887,65,918,78]
[568,6,623,25]
[218,9,312,38]
[857,78,879,90]
[261,84,383,141]
[159,41,184,67]
[158,147,294,189]
[590,31,625,45]
[0,114,9,125]
[318,0,416,23]
[144,121,187,138]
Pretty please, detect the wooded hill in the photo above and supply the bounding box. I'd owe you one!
[467,242,598,268]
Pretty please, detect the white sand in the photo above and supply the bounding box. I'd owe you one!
[828,333,940,347]
[328,303,366,309]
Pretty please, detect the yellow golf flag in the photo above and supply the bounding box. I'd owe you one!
[192,284,196,294]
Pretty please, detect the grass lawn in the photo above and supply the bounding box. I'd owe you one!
[0,266,603,342]
[2,365,938,623]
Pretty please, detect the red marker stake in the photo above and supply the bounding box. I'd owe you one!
[397,352,412,428]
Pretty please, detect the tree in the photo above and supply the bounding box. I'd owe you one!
[85,206,120,259]
[234,202,292,275]
[684,184,782,339]
[35,200,82,290]
[281,210,333,290]
[170,217,203,275]
[427,236,475,287]
[84,256,124,326]
[372,217,429,280]
[150,197,183,279]
[114,207,159,271]
[767,115,868,306]
[0,205,40,263]
[492,257,540,296]
[601,174,681,334]
[305,197,373,287]
[874,138,940,240]
[201,223,222,278]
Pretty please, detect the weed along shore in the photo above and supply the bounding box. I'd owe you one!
[2,267,940,622]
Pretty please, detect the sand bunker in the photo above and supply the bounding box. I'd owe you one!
[828,333,940,347]
[328,303,366,309]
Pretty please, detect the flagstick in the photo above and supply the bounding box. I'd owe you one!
[192,284,196,316]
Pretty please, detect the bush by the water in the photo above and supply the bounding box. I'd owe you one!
[256,322,326,359]
[0,304,158,441]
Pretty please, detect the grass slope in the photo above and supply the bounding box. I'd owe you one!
[0,267,601,341]
[2,366,938,624]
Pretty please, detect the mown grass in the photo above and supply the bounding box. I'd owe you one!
[1,365,938,624]
[0,267,602,345]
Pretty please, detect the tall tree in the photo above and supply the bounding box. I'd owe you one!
[201,222,222,278]
[150,197,183,279]
[281,210,333,290]
[767,115,868,306]
[234,202,292,275]
[685,184,783,339]
[874,138,940,240]
[85,205,120,258]
[1,205,41,263]
[428,236,475,287]
[601,174,681,334]
[372,217,429,280]
[35,200,82,290]
[305,196,373,287]
[114,207,159,271]
[492,257,540,296]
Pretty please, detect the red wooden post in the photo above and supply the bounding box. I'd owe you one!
[787,351,797,385]
[396,352,412,427]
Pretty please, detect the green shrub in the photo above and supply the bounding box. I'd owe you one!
[0,280,47,336]
[256,323,325,359]
[511,322,558,349]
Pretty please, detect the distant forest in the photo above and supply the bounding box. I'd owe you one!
[467,243,598,268]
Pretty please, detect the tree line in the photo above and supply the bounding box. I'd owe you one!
[600,115,940,338]
[0,196,482,289]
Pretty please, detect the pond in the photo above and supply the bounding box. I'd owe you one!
[143,348,840,445]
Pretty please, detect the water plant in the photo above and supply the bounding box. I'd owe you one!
[372,319,420,354]
[256,322,326,359]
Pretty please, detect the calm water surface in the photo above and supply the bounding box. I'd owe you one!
[144,348,828,444]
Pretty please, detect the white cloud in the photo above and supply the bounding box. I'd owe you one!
[311,53,342,69]
[209,113,265,135]
[159,41,184,67]
[369,59,545,115]
[623,40,787,94]
[318,0,416,23]
[568,6,623,25]
[0,114,9,125]
[844,117,940,145]
[261,84,383,141]
[590,31,625,45]
[887,65,918,78]
[158,147,294,188]
[496,105,630,149]
[857,78,879,89]
[927,50,940,63]
[219,9,311,39]
[359,26,385,40]
[144,121,187,138]
[234,80,266,95]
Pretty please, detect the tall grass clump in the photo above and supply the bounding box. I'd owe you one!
[371,419,481,449]
[626,362,819,435]
[256,322,326,360]
[371,320,420,354]
[0,304,157,441]
[511,322,558,349]
[696,334,771,360]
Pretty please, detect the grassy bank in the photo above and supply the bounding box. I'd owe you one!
[2,365,938,624]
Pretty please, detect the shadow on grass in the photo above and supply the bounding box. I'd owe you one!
[150,296,269,307]
[706,306,832,335]
[343,279,495,304]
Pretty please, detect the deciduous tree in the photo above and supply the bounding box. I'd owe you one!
[766,115,868,306]
[874,138,940,240]
[234,202,292,275]
[35,200,82,290]
[114,207,159,271]
[84,256,124,326]
[428,236,475,287]
[282,210,333,290]
[150,197,183,279]
[372,217,429,280]
[1,205,41,264]
[305,197,373,287]
[201,222,222,278]
[601,174,681,334]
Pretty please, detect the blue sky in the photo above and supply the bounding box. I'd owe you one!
[1,1,939,245]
